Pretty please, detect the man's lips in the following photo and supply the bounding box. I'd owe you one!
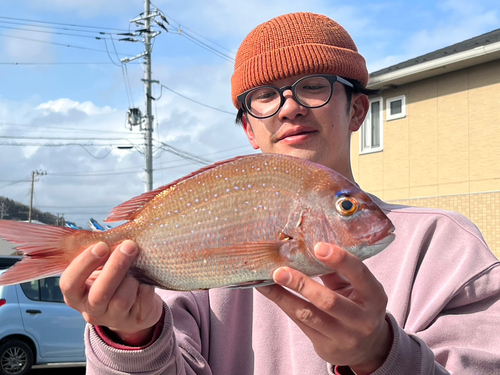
[272,126,318,143]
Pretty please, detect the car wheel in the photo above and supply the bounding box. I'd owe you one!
[0,340,33,375]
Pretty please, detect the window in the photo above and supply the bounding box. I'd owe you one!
[386,95,406,121]
[21,277,65,303]
[360,97,383,154]
[21,280,40,301]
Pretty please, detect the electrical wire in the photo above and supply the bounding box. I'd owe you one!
[0,135,143,141]
[154,141,211,166]
[0,179,29,191]
[0,19,112,35]
[160,84,236,115]
[151,4,236,57]
[178,31,235,63]
[0,121,138,135]
[0,24,113,40]
[0,16,129,32]
[102,38,122,66]
[111,33,136,108]
[0,62,138,65]
[0,32,128,55]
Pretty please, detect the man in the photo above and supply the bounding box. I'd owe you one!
[60,12,500,374]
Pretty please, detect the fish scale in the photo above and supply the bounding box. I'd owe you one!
[0,154,395,290]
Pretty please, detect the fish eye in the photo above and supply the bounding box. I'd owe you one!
[335,196,358,216]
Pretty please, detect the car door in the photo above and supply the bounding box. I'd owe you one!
[16,277,86,360]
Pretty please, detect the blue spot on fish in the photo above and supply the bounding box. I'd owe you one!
[335,190,352,198]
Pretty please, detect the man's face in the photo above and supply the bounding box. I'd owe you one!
[241,74,369,178]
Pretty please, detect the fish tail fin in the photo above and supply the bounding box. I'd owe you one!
[0,220,88,286]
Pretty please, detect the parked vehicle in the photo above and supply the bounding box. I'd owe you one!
[0,261,86,375]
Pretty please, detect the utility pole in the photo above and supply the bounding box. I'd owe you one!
[0,202,7,220]
[121,1,162,192]
[28,170,47,223]
[143,0,154,192]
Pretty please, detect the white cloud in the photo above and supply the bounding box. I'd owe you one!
[36,98,114,116]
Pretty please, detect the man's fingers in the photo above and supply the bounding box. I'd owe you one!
[87,240,138,310]
[271,267,364,324]
[257,283,354,354]
[314,243,386,302]
[258,283,333,330]
[107,274,140,318]
[60,242,110,306]
[130,284,163,328]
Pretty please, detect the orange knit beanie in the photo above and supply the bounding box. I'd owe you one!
[231,12,368,108]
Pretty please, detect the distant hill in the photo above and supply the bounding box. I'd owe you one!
[0,196,63,226]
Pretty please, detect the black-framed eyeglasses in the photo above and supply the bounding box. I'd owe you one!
[237,75,354,119]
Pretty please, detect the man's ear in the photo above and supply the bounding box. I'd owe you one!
[349,94,369,132]
[242,115,260,150]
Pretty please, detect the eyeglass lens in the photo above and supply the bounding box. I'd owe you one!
[244,76,333,118]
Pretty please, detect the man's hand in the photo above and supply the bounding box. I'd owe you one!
[258,243,392,374]
[59,240,164,346]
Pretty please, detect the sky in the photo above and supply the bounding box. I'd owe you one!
[0,0,499,228]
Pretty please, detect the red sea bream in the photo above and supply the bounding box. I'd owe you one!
[0,154,395,290]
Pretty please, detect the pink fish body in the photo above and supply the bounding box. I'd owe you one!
[0,154,395,290]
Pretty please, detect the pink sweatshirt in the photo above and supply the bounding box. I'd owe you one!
[84,198,500,374]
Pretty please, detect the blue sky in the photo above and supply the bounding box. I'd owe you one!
[0,0,499,227]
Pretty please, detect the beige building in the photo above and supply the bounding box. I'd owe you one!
[352,29,500,259]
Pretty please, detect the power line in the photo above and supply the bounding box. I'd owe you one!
[0,135,143,141]
[0,16,129,32]
[154,140,212,165]
[0,24,113,40]
[0,179,29,191]
[0,62,139,65]
[151,5,235,57]
[0,18,122,36]
[0,32,129,55]
[0,122,138,135]
[178,31,235,63]
[160,84,236,115]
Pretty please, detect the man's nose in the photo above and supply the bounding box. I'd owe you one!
[279,89,307,119]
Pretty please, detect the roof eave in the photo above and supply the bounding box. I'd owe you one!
[367,41,500,90]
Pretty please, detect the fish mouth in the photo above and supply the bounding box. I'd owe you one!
[353,224,396,261]
[372,233,395,248]
[366,223,395,246]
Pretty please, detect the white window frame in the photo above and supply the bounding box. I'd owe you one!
[360,97,383,154]
[386,95,406,121]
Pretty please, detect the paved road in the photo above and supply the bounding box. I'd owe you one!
[29,367,86,374]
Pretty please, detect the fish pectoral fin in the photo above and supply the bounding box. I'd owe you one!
[203,241,295,271]
[226,279,275,289]
[225,239,304,268]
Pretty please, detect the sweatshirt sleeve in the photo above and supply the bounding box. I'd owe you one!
[84,290,213,375]
[332,313,450,375]
[367,314,449,375]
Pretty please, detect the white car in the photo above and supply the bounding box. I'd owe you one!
[0,259,86,375]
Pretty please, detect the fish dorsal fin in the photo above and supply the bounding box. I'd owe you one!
[104,155,252,222]
[104,184,174,222]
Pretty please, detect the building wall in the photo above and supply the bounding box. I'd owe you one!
[351,59,500,259]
